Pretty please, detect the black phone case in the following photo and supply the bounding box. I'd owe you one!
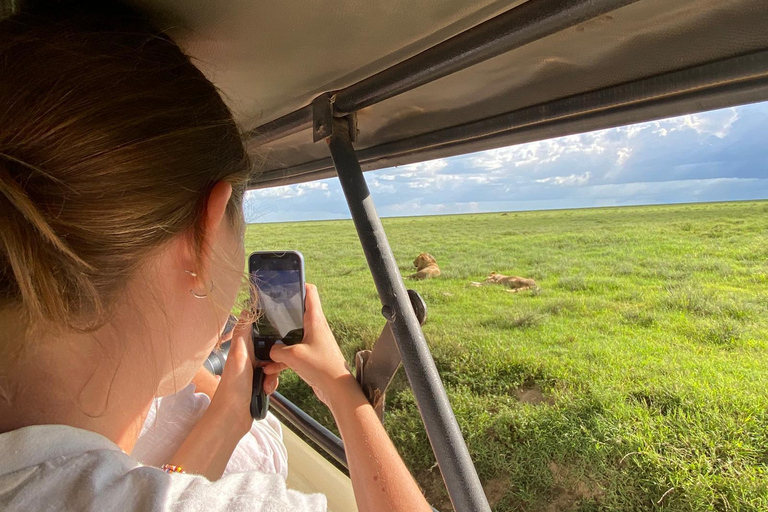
[250,367,269,420]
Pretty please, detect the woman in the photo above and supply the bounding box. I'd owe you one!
[0,2,432,511]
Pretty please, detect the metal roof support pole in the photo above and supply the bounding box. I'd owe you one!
[327,116,491,512]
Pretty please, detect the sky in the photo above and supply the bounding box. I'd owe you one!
[244,101,768,223]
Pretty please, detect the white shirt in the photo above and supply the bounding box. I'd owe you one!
[0,425,327,511]
[133,384,288,479]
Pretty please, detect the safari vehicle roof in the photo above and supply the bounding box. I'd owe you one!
[4,0,768,187]
[124,0,768,190]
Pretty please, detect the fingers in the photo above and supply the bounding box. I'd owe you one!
[223,331,248,376]
[303,283,332,340]
[269,342,295,365]
[263,373,279,395]
[262,361,287,375]
[235,310,255,363]
[222,313,254,381]
[303,283,324,324]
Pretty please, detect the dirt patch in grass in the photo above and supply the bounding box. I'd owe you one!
[483,476,511,509]
[416,471,512,511]
[513,383,554,405]
[417,468,453,511]
[544,462,603,512]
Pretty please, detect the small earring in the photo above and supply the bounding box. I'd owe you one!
[190,289,208,299]
[186,269,214,299]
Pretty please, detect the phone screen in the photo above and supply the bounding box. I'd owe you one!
[249,252,305,361]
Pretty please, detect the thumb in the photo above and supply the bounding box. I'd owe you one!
[269,342,298,366]
[303,284,324,326]
[222,331,251,382]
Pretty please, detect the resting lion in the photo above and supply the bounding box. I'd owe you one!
[408,253,441,280]
[471,272,537,293]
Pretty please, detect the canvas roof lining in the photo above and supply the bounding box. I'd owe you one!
[132,0,526,130]
[240,0,768,188]
[5,0,767,188]
[233,0,768,188]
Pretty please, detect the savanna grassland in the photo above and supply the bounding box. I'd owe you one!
[244,201,768,512]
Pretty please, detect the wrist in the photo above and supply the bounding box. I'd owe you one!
[207,396,252,438]
[324,373,368,416]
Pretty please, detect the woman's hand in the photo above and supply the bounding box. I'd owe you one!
[167,312,285,480]
[269,284,350,407]
[208,312,283,436]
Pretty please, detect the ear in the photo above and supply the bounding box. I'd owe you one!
[196,181,233,278]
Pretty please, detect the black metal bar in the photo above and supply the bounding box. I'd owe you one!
[328,117,491,512]
[244,105,312,147]
[269,391,348,469]
[245,0,637,146]
[248,49,768,188]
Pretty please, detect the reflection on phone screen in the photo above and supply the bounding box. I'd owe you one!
[253,269,303,343]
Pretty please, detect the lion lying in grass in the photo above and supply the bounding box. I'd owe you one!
[471,272,537,292]
[408,253,441,280]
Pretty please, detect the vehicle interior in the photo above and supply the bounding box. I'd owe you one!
[3,0,766,510]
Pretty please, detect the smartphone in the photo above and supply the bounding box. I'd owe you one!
[248,250,305,419]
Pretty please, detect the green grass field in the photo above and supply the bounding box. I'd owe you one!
[244,200,768,512]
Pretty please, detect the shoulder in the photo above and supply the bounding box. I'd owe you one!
[0,425,325,512]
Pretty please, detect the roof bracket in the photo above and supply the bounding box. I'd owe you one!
[311,93,335,142]
[312,92,358,143]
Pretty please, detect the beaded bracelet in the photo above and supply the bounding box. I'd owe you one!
[160,464,185,474]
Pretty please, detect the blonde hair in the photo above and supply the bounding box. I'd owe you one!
[0,2,252,331]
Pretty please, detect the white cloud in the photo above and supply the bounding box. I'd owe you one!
[616,147,632,166]
[536,172,592,186]
[400,159,449,174]
[245,103,766,223]
[671,109,740,138]
[246,181,329,200]
[368,178,396,194]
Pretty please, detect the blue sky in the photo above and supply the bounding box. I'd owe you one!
[244,102,768,223]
